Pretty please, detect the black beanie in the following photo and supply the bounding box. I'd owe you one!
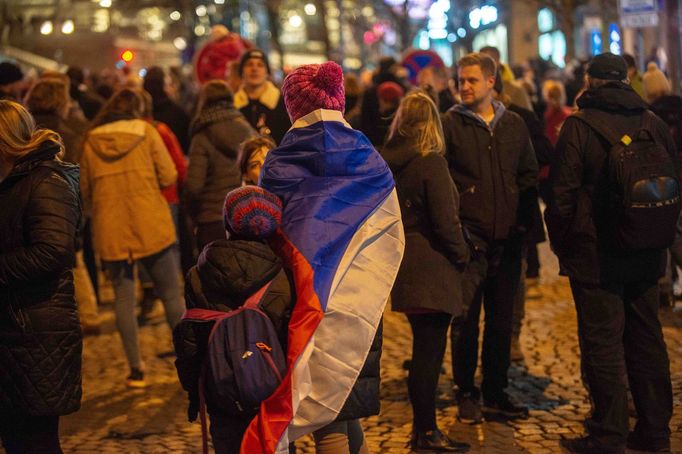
[239,50,271,77]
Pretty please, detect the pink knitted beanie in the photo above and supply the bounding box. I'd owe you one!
[282,61,345,122]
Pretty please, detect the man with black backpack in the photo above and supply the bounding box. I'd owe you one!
[546,53,679,454]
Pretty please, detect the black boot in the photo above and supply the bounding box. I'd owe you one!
[411,429,469,452]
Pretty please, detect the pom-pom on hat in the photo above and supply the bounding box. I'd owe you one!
[223,186,282,240]
[281,61,345,122]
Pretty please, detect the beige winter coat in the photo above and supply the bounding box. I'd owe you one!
[81,119,177,261]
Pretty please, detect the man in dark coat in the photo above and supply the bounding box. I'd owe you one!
[442,52,538,423]
[545,53,676,454]
[233,50,291,145]
[144,66,192,153]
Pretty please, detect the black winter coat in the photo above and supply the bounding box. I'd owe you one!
[0,142,83,417]
[442,102,539,245]
[174,239,293,419]
[382,136,469,316]
[174,238,381,422]
[151,94,191,153]
[186,101,256,224]
[507,104,551,245]
[545,82,676,284]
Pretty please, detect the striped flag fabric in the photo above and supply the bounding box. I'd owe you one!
[241,109,405,454]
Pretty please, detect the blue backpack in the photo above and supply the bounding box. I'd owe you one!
[181,281,286,453]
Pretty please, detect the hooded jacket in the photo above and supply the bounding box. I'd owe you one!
[442,101,539,245]
[186,100,256,224]
[81,118,177,261]
[382,135,469,315]
[545,82,677,284]
[0,141,83,416]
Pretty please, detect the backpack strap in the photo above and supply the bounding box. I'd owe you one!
[572,109,626,146]
[243,280,274,310]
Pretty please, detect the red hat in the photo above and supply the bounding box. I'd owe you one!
[281,61,345,122]
[377,81,404,104]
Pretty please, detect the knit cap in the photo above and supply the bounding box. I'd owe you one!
[239,49,271,76]
[377,81,405,104]
[281,61,345,122]
[642,62,671,103]
[223,186,282,240]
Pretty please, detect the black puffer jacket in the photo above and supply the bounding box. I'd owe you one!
[173,239,381,421]
[174,239,294,419]
[0,141,83,417]
[186,101,256,224]
[545,82,676,284]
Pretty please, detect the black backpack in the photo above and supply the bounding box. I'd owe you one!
[573,109,681,250]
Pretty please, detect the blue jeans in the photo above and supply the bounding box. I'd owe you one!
[103,246,184,369]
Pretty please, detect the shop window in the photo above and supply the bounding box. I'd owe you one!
[537,8,566,67]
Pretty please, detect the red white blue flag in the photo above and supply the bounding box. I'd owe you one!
[241,109,404,453]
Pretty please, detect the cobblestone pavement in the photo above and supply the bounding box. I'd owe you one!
[4,243,682,453]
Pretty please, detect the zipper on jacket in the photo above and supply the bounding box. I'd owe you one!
[488,129,499,239]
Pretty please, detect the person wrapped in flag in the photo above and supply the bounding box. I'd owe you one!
[241,61,405,453]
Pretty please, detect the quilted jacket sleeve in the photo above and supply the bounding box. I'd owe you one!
[0,169,80,288]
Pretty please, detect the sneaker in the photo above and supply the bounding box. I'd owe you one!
[411,429,470,453]
[560,436,624,454]
[126,368,147,388]
[626,432,671,453]
[456,391,483,424]
[510,336,524,362]
[482,393,529,419]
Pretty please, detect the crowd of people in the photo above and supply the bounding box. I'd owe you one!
[0,43,681,454]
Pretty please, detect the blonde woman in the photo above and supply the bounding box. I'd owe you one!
[381,91,470,453]
[0,101,82,453]
[542,79,572,147]
[82,88,183,388]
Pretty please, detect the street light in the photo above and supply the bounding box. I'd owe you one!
[40,21,53,35]
[289,14,303,27]
[99,0,112,8]
[173,37,187,50]
[304,3,316,15]
[170,11,181,21]
[61,19,74,34]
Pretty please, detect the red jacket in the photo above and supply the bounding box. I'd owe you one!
[149,119,187,204]
[544,105,572,147]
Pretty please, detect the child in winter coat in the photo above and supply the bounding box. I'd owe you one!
[174,185,295,454]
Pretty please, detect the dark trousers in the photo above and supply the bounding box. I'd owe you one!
[526,243,540,278]
[450,236,523,401]
[406,312,452,432]
[0,415,62,454]
[570,279,672,449]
